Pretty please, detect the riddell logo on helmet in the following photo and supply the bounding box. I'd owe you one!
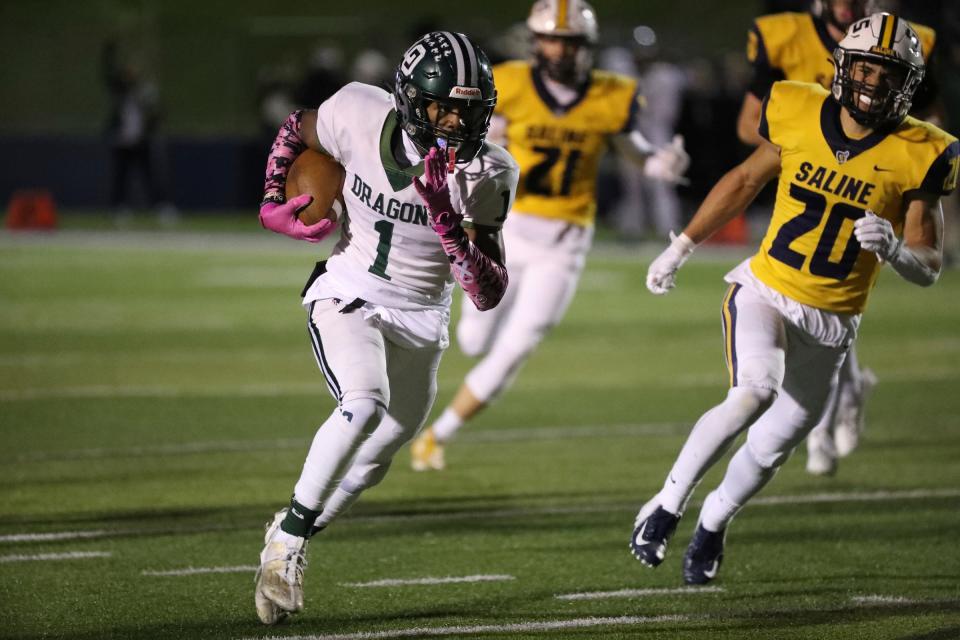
[450,86,482,98]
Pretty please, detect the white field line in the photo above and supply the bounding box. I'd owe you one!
[7,423,683,463]
[5,365,958,403]
[3,488,958,546]
[0,551,111,563]
[241,615,690,640]
[851,594,919,606]
[556,585,723,601]
[142,565,258,577]
[342,574,514,588]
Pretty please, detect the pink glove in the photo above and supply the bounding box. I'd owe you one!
[412,147,463,237]
[259,194,336,243]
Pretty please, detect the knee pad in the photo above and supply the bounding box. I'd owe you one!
[338,396,387,437]
[725,386,777,423]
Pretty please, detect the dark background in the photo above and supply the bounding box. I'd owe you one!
[1,0,957,213]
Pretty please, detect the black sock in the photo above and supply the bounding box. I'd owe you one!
[280,497,322,538]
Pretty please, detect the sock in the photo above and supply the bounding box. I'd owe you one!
[280,497,323,538]
[431,407,464,443]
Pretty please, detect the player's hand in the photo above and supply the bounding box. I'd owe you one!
[644,135,690,184]
[646,231,697,295]
[413,146,463,237]
[259,194,336,243]
[854,210,899,261]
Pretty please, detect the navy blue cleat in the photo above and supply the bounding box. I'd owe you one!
[630,502,680,567]
[683,523,726,585]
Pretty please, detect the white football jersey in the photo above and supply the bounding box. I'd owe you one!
[305,82,519,311]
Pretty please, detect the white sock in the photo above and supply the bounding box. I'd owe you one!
[431,407,464,443]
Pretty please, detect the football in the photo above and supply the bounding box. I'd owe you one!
[286,149,346,225]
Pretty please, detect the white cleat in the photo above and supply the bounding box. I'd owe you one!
[806,427,838,476]
[254,508,308,625]
[834,368,877,458]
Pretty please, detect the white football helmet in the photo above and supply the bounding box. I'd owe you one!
[527,0,598,43]
[832,12,924,127]
[527,0,598,84]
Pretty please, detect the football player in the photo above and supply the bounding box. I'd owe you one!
[737,0,939,475]
[631,14,957,585]
[253,32,519,624]
[409,0,689,471]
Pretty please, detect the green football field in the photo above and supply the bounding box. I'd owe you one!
[2,219,959,639]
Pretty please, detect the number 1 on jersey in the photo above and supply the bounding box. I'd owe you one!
[368,220,393,280]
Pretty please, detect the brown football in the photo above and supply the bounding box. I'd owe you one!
[286,149,346,225]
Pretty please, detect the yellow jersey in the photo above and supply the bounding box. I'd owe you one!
[750,81,958,314]
[493,60,642,226]
[746,12,936,97]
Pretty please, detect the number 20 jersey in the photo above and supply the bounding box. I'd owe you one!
[312,82,518,311]
[493,61,641,226]
[750,81,958,314]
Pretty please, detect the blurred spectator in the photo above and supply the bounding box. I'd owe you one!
[600,40,686,240]
[295,45,347,109]
[102,39,176,223]
[350,49,391,88]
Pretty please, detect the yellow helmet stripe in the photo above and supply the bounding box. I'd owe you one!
[556,0,569,30]
[879,14,897,50]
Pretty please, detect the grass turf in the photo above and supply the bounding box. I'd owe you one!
[1,221,958,639]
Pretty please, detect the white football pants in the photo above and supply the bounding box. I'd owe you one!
[457,213,593,404]
[293,298,443,513]
[657,280,849,520]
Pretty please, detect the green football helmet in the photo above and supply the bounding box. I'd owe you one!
[394,32,497,163]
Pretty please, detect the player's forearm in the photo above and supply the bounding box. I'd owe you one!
[887,243,941,286]
[438,230,508,311]
[263,110,307,202]
[683,165,761,243]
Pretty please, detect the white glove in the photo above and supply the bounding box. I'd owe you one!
[853,210,899,262]
[643,135,690,184]
[646,231,697,295]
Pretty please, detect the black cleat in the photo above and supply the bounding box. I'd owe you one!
[630,503,680,567]
[683,523,726,585]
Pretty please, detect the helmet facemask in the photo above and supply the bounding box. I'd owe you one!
[832,51,922,128]
[533,35,593,85]
[396,79,495,162]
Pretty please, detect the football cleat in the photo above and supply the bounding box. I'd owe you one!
[683,523,726,585]
[629,500,680,567]
[410,427,446,471]
[254,508,308,624]
[805,425,838,476]
[834,367,877,458]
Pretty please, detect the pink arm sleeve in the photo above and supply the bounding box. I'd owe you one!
[262,110,307,203]
[438,229,508,311]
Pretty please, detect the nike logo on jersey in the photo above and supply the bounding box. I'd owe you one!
[794,161,877,206]
[350,175,430,226]
[873,165,892,172]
